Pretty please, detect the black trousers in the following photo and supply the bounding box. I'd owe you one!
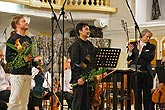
[131,72,153,110]
[72,83,92,110]
[56,91,73,109]
[28,89,53,110]
[0,100,8,110]
[0,90,10,103]
[28,91,42,110]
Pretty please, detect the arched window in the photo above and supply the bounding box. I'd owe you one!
[158,0,165,19]
[152,0,161,20]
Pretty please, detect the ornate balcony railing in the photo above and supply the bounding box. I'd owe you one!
[2,0,117,13]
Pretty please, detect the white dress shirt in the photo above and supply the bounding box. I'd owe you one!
[60,68,72,92]
[0,65,10,91]
[139,40,146,55]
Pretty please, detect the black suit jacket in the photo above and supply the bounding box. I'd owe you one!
[127,41,156,77]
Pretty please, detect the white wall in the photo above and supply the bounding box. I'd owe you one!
[104,29,128,68]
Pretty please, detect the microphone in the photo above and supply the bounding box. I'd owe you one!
[121,20,128,30]
[121,20,125,28]
[3,28,7,36]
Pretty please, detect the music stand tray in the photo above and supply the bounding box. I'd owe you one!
[96,48,121,68]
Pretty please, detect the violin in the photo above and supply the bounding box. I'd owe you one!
[152,83,165,104]
[49,79,61,110]
[49,94,61,110]
[91,82,106,107]
[91,69,116,107]
[91,72,106,107]
[32,72,45,98]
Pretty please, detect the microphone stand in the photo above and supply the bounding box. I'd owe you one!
[52,0,68,109]
[125,0,142,110]
[60,1,68,109]
[121,20,129,43]
[47,1,63,110]
[68,11,76,29]
[68,11,78,38]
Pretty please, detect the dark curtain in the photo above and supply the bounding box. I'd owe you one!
[152,0,161,20]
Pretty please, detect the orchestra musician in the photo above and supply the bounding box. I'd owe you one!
[28,67,44,110]
[28,57,53,110]
[127,29,156,110]
[151,56,165,109]
[0,50,10,110]
[55,57,73,109]
[68,22,97,110]
[0,50,10,103]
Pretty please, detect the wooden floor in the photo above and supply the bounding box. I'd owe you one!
[42,105,135,110]
[43,104,162,110]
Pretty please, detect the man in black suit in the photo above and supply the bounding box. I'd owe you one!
[69,22,97,110]
[127,29,156,110]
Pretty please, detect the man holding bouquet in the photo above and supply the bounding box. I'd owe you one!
[5,15,41,110]
[69,22,97,110]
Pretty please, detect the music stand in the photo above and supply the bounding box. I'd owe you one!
[96,48,121,67]
[95,48,121,110]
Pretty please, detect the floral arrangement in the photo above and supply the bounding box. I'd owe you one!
[71,67,108,88]
[5,38,36,70]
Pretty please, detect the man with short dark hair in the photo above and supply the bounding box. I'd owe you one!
[69,22,97,110]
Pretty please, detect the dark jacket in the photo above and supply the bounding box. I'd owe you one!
[127,41,156,77]
[69,38,97,84]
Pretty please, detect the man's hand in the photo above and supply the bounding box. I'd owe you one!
[70,90,73,94]
[79,62,87,68]
[77,78,84,86]
[6,85,11,90]
[24,54,32,62]
[85,55,91,62]
[34,56,43,63]
[127,43,134,53]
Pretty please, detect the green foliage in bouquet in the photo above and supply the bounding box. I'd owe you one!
[71,67,108,89]
[5,38,37,70]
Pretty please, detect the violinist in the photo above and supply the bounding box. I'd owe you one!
[151,56,165,109]
[0,50,10,103]
[28,58,53,110]
[28,67,44,110]
[0,50,10,110]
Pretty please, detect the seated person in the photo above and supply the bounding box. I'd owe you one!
[56,57,73,109]
[151,57,165,109]
[0,50,10,103]
[28,58,53,110]
[0,100,8,110]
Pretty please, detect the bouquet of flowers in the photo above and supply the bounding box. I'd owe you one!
[71,67,108,88]
[5,38,36,70]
